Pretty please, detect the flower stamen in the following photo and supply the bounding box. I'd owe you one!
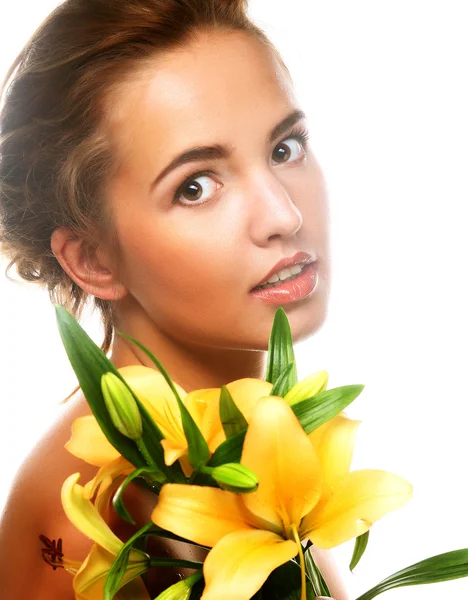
[290,524,306,600]
[39,534,81,574]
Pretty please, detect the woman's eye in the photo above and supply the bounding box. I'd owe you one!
[172,172,220,207]
[271,135,307,165]
[172,129,309,207]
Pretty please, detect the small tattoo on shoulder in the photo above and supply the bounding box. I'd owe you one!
[39,534,64,570]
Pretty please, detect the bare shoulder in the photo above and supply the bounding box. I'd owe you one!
[0,390,97,599]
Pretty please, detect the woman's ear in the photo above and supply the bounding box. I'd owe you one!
[50,227,128,301]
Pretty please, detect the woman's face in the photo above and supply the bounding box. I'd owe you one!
[105,30,331,350]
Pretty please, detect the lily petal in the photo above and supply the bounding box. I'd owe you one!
[185,387,219,443]
[66,415,120,467]
[301,469,413,548]
[151,484,257,547]
[62,473,122,555]
[199,378,274,452]
[83,455,133,501]
[94,473,128,522]
[62,473,144,562]
[241,396,322,533]
[223,378,273,424]
[160,439,187,466]
[201,529,297,600]
[308,413,361,502]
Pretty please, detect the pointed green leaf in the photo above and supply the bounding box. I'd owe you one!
[304,547,331,597]
[265,307,298,391]
[219,385,248,438]
[103,521,152,600]
[350,531,370,572]
[55,305,141,465]
[292,384,365,434]
[208,429,246,467]
[270,362,295,397]
[113,466,166,525]
[117,332,210,470]
[54,305,184,483]
[260,559,315,599]
[355,549,468,600]
[188,575,205,600]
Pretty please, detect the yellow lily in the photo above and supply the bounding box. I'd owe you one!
[66,414,121,467]
[65,365,188,468]
[61,473,151,600]
[151,396,412,600]
[82,455,134,504]
[65,365,273,474]
[109,368,273,469]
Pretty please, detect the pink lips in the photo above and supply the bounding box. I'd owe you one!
[251,251,315,290]
[250,261,319,305]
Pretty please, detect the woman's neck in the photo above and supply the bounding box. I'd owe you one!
[109,304,267,393]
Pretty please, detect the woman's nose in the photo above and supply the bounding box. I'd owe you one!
[246,170,303,244]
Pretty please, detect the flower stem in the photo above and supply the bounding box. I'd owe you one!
[291,525,306,600]
[149,557,204,569]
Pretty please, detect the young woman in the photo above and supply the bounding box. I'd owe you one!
[0,0,346,597]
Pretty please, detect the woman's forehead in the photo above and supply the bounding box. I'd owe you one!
[104,31,295,152]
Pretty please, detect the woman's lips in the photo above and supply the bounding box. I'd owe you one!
[251,250,316,289]
[249,262,319,305]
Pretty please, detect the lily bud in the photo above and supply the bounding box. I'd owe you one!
[101,372,142,440]
[284,370,329,405]
[211,463,259,493]
[154,571,202,600]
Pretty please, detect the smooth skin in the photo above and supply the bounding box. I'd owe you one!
[0,30,347,598]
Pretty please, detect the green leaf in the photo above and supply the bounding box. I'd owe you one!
[113,466,165,525]
[304,547,331,597]
[260,559,315,599]
[270,362,295,397]
[355,549,468,600]
[219,385,248,438]
[118,331,211,470]
[55,305,141,466]
[54,305,184,483]
[103,521,152,600]
[148,557,204,569]
[350,530,370,572]
[265,307,298,392]
[208,429,246,466]
[188,575,205,599]
[292,384,365,434]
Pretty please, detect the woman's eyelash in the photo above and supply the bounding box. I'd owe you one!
[286,125,310,150]
[172,126,311,205]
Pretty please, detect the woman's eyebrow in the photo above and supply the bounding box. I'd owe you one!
[150,108,306,190]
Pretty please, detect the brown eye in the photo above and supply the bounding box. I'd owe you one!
[173,172,220,206]
[272,138,305,164]
[180,180,203,202]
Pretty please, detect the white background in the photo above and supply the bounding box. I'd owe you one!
[1,1,467,598]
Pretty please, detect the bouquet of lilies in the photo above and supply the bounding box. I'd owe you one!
[45,305,468,599]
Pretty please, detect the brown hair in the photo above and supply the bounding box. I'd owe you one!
[0,0,290,402]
